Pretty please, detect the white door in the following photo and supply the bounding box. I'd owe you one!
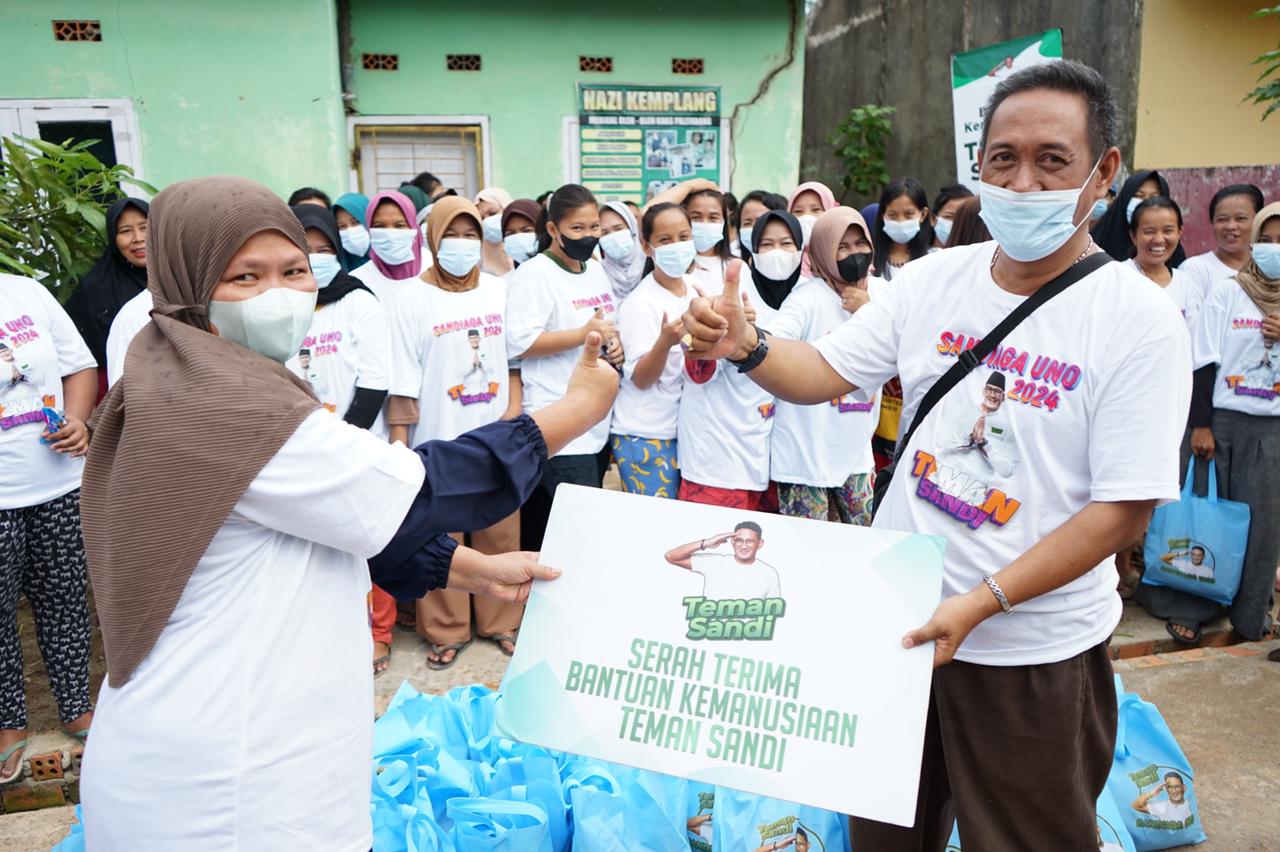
[0,99,142,178]
[351,121,486,198]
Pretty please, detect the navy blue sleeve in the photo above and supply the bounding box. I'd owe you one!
[368,414,548,600]
[1188,364,1215,429]
[343,386,388,430]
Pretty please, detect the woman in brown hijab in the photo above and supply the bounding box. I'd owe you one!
[77,176,617,850]
[386,197,525,669]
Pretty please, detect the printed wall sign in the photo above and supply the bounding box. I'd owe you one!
[577,83,722,205]
[951,29,1062,189]
[496,485,945,826]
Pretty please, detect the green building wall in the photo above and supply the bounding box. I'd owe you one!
[346,0,804,198]
[1,0,348,197]
[1,1,803,200]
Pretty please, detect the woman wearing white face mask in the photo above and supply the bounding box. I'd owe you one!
[500,198,543,269]
[475,186,515,277]
[332,192,372,269]
[386,197,524,669]
[770,207,884,525]
[1155,202,1280,650]
[931,184,974,249]
[872,177,934,281]
[598,200,647,302]
[676,211,800,510]
[288,204,395,675]
[78,177,617,849]
[610,203,697,498]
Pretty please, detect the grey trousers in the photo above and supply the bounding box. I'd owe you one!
[1137,410,1280,639]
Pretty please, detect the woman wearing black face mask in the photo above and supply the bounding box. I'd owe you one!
[507,184,624,550]
[768,207,885,524]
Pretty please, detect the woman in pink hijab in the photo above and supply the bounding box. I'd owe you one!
[350,190,425,293]
[788,181,838,275]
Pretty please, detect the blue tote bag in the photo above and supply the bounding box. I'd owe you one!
[1141,458,1249,605]
[1104,689,1206,850]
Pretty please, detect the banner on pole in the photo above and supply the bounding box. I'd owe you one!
[496,485,945,827]
[951,29,1063,189]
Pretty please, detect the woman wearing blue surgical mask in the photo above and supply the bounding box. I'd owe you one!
[475,187,515,277]
[609,203,697,499]
[1091,170,1187,266]
[289,204,395,676]
[734,190,788,261]
[685,188,734,289]
[386,197,525,670]
[931,184,973,249]
[78,176,617,849]
[598,201,647,302]
[332,192,371,269]
[871,177,933,281]
[350,191,425,301]
[1146,203,1280,650]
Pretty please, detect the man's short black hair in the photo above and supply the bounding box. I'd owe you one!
[1164,770,1185,784]
[407,171,442,195]
[288,187,332,207]
[733,521,763,538]
[980,60,1119,162]
[1190,545,1205,553]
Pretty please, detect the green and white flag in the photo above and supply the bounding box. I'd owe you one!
[495,485,945,826]
[951,29,1063,189]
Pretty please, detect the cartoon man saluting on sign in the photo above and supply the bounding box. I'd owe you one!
[665,521,781,599]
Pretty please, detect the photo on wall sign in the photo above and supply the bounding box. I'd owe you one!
[646,130,677,168]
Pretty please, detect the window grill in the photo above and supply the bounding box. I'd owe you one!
[579,56,613,73]
[362,53,399,71]
[672,58,705,75]
[446,54,482,72]
[53,20,101,42]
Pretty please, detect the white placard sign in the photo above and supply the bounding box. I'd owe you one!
[495,486,945,826]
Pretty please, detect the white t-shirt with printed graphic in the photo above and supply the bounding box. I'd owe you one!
[1125,259,1198,327]
[0,274,97,510]
[690,552,780,600]
[286,289,390,438]
[769,276,881,487]
[390,273,509,443]
[1192,278,1280,416]
[813,244,1191,666]
[506,253,616,456]
[677,275,778,491]
[610,273,696,439]
[1178,250,1239,307]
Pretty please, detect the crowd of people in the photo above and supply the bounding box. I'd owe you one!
[0,56,1277,849]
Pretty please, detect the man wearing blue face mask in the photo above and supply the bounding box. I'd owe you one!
[680,61,1191,849]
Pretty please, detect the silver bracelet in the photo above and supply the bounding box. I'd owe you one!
[982,575,1013,613]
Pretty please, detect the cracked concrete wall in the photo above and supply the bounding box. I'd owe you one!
[801,0,1143,206]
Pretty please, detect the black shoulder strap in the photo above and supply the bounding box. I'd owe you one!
[892,251,1112,465]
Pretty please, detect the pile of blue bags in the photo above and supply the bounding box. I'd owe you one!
[370,681,852,851]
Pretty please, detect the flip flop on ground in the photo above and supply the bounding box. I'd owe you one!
[486,633,517,657]
[1166,619,1201,646]
[426,638,472,671]
[0,736,27,785]
[373,641,392,678]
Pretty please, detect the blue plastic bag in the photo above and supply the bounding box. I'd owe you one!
[568,765,689,851]
[1105,688,1206,850]
[1142,458,1249,605]
[448,797,552,851]
[711,787,851,852]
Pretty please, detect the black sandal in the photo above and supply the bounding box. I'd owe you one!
[1165,619,1201,646]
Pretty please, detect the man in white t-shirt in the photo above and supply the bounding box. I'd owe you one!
[665,522,781,599]
[933,371,1019,501]
[460,329,493,396]
[0,342,45,394]
[680,61,1191,848]
[1132,771,1193,826]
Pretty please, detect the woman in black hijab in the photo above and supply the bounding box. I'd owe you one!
[64,198,150,380]
[748,209,805,310]
[1090,170,1187,266]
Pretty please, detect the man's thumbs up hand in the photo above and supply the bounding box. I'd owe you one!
[681,259,752,361]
